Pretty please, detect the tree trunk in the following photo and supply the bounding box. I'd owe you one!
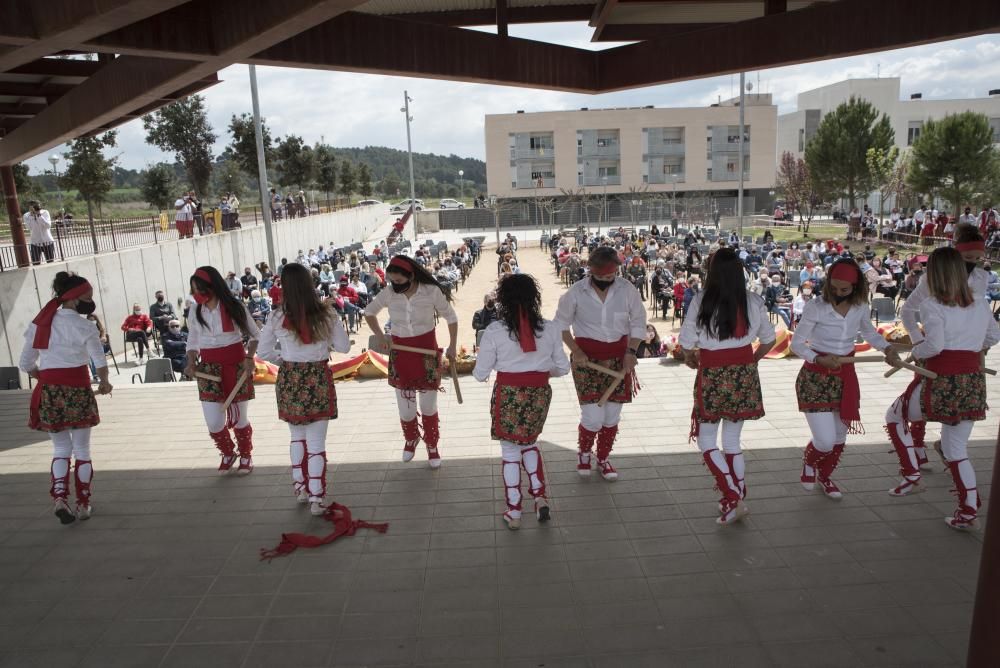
[86,199,98,254]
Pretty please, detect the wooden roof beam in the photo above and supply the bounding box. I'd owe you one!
[383,4,596,27]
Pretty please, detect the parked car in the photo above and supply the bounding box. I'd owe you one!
[356,199,383,207]
[391,198,424,213]
[438,198,465,209]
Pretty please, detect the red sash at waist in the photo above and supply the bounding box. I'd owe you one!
[699,345,754,369]
[30,366,90,429]
[925,350,980,375]
[391,331,439,384]
[200,342,245,403]
[804,350,861,432]
[575,336,627,360]
[496,371,550,388]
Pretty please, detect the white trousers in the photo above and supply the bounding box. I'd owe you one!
[395,389,438,420]
[580,401,623,431]
[50,428,92,499]
[804,411,849,452]
[201,400,250,432]
[885,386,975,464]
[695,419,744,454]
[289,420,330,501]
[501,440,545,519]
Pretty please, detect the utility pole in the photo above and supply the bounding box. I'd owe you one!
[249,65,276,269]
[402,91,418,243]
[738,71,746,238]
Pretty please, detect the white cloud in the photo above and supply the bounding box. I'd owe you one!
[23,30,1000,176]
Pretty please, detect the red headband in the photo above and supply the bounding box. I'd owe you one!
[194,268,214,285]
[955,241,985,253]
[388,256,413,273]
[829,263,859,285]
[32,281,92,349]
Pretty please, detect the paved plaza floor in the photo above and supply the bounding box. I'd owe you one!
[0,244,993,667]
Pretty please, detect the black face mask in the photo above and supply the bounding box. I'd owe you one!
[966,262,978,275]
[391,281,411,294]
[156,296,164,303]
[486,301,495,309]
[75,300,96,315]
[833,294,851,305]
[591,277,615,291]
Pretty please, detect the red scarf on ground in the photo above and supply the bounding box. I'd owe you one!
[259,503,388,561]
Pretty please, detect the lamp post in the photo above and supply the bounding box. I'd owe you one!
[458,169,464,203]
[602,176,608,233]
[48,154,63,218]
[737,71,746,238]
[249,64,276,269]
[401,91,418,242]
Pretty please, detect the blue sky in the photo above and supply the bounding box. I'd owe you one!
[24,27,1000,174]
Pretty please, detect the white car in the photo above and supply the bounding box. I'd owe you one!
[356,199,383,207]
[438,198,465,209]
[391,199,424,213]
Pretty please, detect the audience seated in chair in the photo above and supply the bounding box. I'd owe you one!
[162,319,189,374]
[121,303,153,361]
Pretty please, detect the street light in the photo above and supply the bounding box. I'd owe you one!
[602,175,608,233]
[48,154,63,218]
[458,169,464,203]
[401,91,418,242]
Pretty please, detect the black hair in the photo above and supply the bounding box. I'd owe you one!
[696,248,749,341]
[495,273,543,342]
[385,254,453,302]
[190,265,252,336]
[52,271,88,297]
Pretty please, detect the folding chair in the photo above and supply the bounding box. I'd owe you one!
[0,366,23,390]
[870,297,897,326]
[131,358,176,384]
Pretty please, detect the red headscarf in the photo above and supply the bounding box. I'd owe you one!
[32,281,92,349]
[193,269,233,332]
[517,307,537,353]
[828,263,859,285]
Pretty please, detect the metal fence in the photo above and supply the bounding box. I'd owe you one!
[0,198,353,272]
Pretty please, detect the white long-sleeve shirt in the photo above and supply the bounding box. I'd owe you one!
[911,298,1000,361]
[24,209,54,244]
[186,302,258,354]
[257,309,349,364]
[791,299,890,363]
[472,319,571,382]
[901,269,990,344]
[20,309,106,372]
[678,292,775,351]
[363,283,458,338]
[554,277,647,342]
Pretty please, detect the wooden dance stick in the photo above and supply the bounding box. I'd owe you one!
[449,363,464,404]
[222,370,251,412]
[390,343,438,356]
[884,354,914,378]
[195,371,222,382]
[585,361,626,380]
[833,357,891,364]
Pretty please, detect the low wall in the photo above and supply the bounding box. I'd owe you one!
[0,205,389,370]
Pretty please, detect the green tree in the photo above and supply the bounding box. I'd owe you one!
[315,144,337,202]
[379,171,402,198]
[907,112,1000,213]
[865,145,902,226]
[275,135,316,190]
[339,160,356,202]
[63,132,118,223]
[225,112,274,178]
[357,163,373,198]
[805,96,894,210]
[212,159,246,199]
[140,163,177,212]
[142,95,216,196]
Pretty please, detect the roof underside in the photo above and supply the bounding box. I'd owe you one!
[0,0,997,165]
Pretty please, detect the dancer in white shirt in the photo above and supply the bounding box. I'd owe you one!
[183,266,259,475]
[473,274,570,530]
[556,246,646,481]
[898,224,990,471]
[680,249,775,524]
[20,272,113,523]
[791,260,900,499]
[259,263,350,516]
[885,247,999,528]
[365,255,458,468]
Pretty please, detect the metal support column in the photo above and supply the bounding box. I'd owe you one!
[249,65,276,269]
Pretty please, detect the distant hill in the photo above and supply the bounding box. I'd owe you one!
[330,145,486,195]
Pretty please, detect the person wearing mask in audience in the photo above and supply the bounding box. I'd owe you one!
[318,264,335,296]
[556,247,646,482]
[792,280,815,325]
[635,324,662,358]
[365,255,458,469]
[248,289,271,327]
[884,247,1000,528]
[799,262,820,288]
[683,276,701,316]
[258,262,350,517]
[336,276,362,332]
[867,256,897,300]
[20,272,111,523]
[184,266,259,476]
[348,272,370,308]
[680,248,775,524]
[121,303,153,361]
[225,271,242,298]
[240,267,259,299]
[791,260,900,501]
[473,273,569,530]
[472,293,499,337]
[651,265,673,315]
[149,290,175,337]
[984,262,1000,305]
[162,319,188,374]
[765,274,793,327]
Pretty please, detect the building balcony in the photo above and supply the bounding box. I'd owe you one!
[645,143,686,157]
[516,177,555,189]
[580,175,621,187]
[579,145,620,158]
[512,147,554,160]
[646,173,685,185]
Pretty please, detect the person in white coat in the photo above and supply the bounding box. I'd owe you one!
[473,274,570,530]
[258,263,350,516]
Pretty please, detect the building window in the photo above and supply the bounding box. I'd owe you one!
[798,128,805,152]
[907,121,923,146]
[990,117,1000,143]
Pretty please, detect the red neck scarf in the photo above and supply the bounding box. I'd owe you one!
[194,269,233,332]
[517,307,537,353]
[32,281,92,349]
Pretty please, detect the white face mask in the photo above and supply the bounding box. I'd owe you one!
[802,289,812,296]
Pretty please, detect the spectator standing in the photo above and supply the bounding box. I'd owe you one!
[121,303,153,361]
[472,293,499,337]
[24,200,55,264]
[174,194,194,239]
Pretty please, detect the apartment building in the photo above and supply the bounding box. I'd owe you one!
[777,78,1000,159]
[484,98,778,199]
